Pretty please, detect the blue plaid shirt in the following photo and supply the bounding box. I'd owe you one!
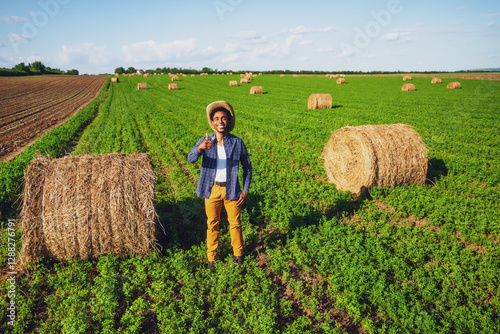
[187,133,252,200]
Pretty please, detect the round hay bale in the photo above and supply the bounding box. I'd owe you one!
[240,78,248,84]
[168,83,178,90]
[111,77,119,83]
[431,78,442,84]
[250,86,263,94]
[137,83,147,90]
[191,74,195,77]
[323,124,428,195]
[403,75,412,81]
[308,94,332,109]
[171,75,179,81]
[402,83,416,91]
[336,78,346,84]
[20,153,160,262]
[143,73,149,77]
[229,80,237,86]
[280,74,285,77]
[447,82,461,89]
[293,74,299,77]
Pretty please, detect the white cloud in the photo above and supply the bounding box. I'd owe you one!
[317,47,334,53]
[483,13,500,18]
[339,48,354,58]
[122,39,196,63]
[487,21,495,28]
[381,31,416,43]
[299,40,313,45]
[284,25,336,34]
[0,15,25,24]
[232,31,267,43]
[222,53,239,63]
[224,42,241,53]
[58,43,109,66]
[8,33,32,42]
[201,46,219,56]
[381,32,400,41]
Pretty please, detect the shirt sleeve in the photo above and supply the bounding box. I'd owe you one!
[240,141,252,192]
[187,136,205,163]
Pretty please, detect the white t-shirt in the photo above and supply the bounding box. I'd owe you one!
[214,144,227,182]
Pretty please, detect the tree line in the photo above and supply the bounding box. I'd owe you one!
[115,66,499,76]
[0,61,79,76]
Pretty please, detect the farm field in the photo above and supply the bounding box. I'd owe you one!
[0,75,108,161]
[1,73,500,333]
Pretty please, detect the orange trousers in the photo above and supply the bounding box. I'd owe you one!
[205,184,243,262]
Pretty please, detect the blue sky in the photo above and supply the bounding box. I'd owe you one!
[0,0,499,74]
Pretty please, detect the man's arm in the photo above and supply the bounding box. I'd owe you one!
[240,141,252,193]
[187,136,206,163]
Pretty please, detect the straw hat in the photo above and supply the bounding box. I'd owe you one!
[206,101,235,132]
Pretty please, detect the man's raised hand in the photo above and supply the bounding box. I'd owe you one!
[198,133,213,152]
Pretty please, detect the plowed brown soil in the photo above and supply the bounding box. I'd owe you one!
[0,75,108,161]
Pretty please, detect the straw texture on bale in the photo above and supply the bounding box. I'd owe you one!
[229,80,237,86]
[250,86,263,94]
[137,83,147,90]
[323,124,428,195]
[143,73,149,77]
[431,78,442,84]
[171,75,179,81]
[336,78,346,84]
[403,75,412,81]
[168,83,178,90]
[20,153,160,262]
[308,94,332,109]
[447,82,461,89]
[401,83,416,91]
[111,77,119,83]
[240,78,248,84]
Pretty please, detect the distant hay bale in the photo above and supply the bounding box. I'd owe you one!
[308,94,332,109]
[111,77,119,83]
[115,73,119,77]
[143,73,149,77]
[447,82,461,89]
[229,80,237,86]
[336,78,346,84]
[20,153,160,262]
[431,78,442,84]
[191,74,195,77]
[171,75,179,81]
[137,83,147,90]
[240,74,245,77]
[403,75,412,81]
[250,86,263,94]
[323,124,428,195]
[168,83,178,90]
[280,74,285,77]
[293,74,299,77]
[259,73,262,75]
[402,83,416,91]
[240,78,248,84]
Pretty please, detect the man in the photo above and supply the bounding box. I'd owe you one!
[187,101,252,272]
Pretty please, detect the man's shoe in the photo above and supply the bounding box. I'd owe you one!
[233,256,244,265]
[208,261,215,273]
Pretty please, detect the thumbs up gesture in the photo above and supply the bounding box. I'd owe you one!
[198,133,213,152]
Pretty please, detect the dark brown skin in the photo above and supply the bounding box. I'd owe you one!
[198,110,248,206]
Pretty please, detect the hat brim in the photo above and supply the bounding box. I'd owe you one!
[206,101,235,132]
